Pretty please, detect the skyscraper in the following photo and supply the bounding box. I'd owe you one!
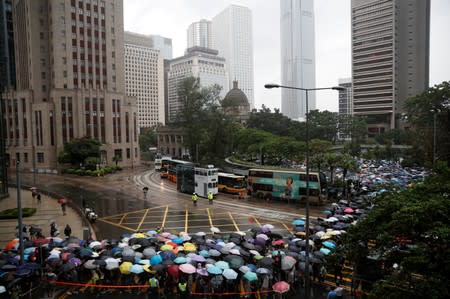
[167,47,228,122]
[2,0,138,171]
[149,34,172,60]
[338,78,353,116]
[187,19,212,49]
[124,32,165,129]
[212,5,254,109]
[351,0,429,135]
[280,0,316,121]
[0,0,15,89]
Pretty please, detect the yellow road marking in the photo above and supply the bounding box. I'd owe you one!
[228,212,240,231]
[97,218,137,232]
[207,208,213,227]
[253,216,261,227]
[98,204,172,220]
[118,213,127,225]
[280,222,293,235]
[136,209,150,232]
[185,205,189,233]
[161,206,169,228]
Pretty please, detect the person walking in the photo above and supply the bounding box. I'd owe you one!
[50,221,59,237]
[208,191,214,205]
[192,193,198,207]
[178,278,188,299]
[64,224,72,238]
[36,193,41,204]
[58,198,67,215]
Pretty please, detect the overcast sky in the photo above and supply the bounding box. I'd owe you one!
[124,0,450,112]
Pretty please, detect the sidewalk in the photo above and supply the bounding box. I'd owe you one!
[0,187,89,249]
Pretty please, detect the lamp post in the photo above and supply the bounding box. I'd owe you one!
[265,83,344,299]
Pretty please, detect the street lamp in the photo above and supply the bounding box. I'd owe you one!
[265,83,344,299]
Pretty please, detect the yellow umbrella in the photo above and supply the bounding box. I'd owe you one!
[183,242,197,252]
[132,233,146,238]
[320,235,332,240]
[119,261,132,274]
[160,244,173,251]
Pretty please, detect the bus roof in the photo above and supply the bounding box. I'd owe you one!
[218,172,245,179]
[248,168,320,175]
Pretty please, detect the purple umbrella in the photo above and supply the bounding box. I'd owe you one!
[191,254,206,262]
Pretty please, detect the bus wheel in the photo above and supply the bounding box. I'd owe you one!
[264,194,272,202]
[256,192,264,199]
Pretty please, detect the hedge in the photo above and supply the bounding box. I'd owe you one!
[61,166,122,176]
[0,208,37,219]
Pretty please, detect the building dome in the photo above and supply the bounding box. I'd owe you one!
[222,81,250,123]
[223,80,249,108]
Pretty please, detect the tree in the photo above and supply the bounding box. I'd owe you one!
[338,154,358,199]
[404,81,450,165]
[324,152,340,184]
[308,110,339,144]
[139,127,158,152]
[58,136,101,166]
[342,165,450,298]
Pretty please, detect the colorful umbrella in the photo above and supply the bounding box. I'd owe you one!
[222,268,238,280]
[179,263,196,274]
[292,219,305,226]
[4,239,19,251]
[130,264,144,274]
[322,241,336,249]
[207,266,222,275]
[243,271,258,281]
[150,255,163,266]
[167,264,180,277]
[215,261,230,270]
[174,257,187,264]
[119,261,132,274]
[273,281,290,293]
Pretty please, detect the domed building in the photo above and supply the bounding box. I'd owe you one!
[222,80,250,124]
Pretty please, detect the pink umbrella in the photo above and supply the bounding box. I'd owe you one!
[273,281,290,293]
[344,207,354,214]
[179,263,196,274]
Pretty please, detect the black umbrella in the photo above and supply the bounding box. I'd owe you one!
[224,255,245,269]
[239,249,250,257]
[258,257,274,269]
[94,259,106,266]
[242,242,255,250]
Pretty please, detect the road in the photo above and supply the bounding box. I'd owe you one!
[19,167,325,240]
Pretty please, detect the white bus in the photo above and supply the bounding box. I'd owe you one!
[194,165,218,198]
[154,155,170,171]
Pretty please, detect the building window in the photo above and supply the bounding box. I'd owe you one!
[24,153,28,163]
[37,153,44,163]
[126,148,130,159]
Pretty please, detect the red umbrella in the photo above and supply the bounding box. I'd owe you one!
[4,239,19,251]
[273,281,290,294]
[167,264,180,278]
[58,198,68,204]
[344,208,354,214]
[272,239,284,246]
[33,238,50,246]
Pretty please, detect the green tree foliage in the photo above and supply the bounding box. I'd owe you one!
[139,127,158,152]
[58,136,101,165]
[342,165,450,298]
[308,110,339,144]
[404,81,450,165]
[324,152,340,184]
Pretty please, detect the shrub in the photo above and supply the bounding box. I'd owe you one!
[0,208,37,219]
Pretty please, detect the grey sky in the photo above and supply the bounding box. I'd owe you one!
[124,0,450,112]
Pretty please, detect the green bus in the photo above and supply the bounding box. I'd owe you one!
[247,168,327,204]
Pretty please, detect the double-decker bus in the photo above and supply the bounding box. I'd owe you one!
[177,165,218,198]
[218,172,246,194]
[166,159,194,183]
[160,157,172,179]
[247,168,327,204]
[155,155,170,171]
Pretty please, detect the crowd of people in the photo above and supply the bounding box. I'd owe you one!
[1,160,426,298]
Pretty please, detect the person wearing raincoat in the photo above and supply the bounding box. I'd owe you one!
[192,193,198,206]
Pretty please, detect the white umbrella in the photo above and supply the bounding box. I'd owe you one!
[105,258,119,270]
[210,227,221,233]
[222,268,238,280]
[196,232,206,236]
[143,247,156,257]
[256,234,269,241]
[223,242,236,249]
[84,259,98,270]
[229,249,241,255]
[262,224,274,230]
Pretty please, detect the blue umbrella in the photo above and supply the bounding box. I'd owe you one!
[174,257,187,264]
[292,219,305,226]
[150,255,163,265]
[215,261,230,270]
[130,264,144,274]
[244,271,258,281]
[207,266,222,275]
[322,241,336,249]
[199,250,210,257]
[172,238,184,245]
[320,248,331,255]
